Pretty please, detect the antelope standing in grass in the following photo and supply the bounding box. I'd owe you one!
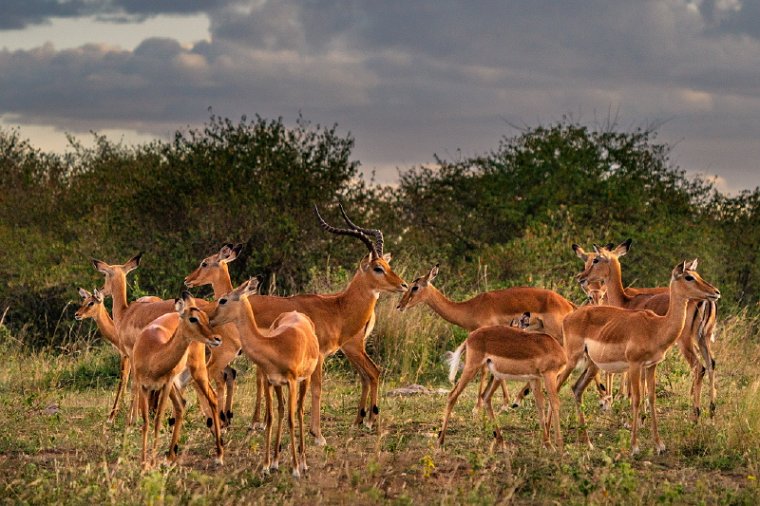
[133,291,223,468]
[184,243,246,427]
[440,319,567,449]
[561,260,720,454]
[209,279,319,477]
[226,205,407,444]
[92,255,225,453]
[573,240,719,418]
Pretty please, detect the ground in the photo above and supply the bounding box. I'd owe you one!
[1,317,759,505]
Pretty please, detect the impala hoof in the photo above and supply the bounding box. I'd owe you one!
[291,469,301,479]
[313,434,326,446]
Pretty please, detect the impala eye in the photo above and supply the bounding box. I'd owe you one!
[411,286,418,292]
[189,316,199,324]
[685,275,695,281]
[219,298,227,305]
[201,262,208,268]
[373,267,384,274]
[88,301,95,307]
[592,258,599,264]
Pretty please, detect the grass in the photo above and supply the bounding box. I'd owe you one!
[0,309,759,505]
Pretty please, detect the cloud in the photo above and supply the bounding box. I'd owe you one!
[1,1,759,190]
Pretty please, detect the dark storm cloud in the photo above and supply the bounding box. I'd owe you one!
[0,1,759,190]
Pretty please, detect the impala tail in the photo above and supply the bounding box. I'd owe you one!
[446,341,467,384]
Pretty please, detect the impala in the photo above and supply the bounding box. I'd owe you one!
[397,264,575,409]
[92,254,224,452]
[230,205,407,444]
[133,291,223,467]
[209,279,320,477]
[440,317,567,449]
[184,243,247,427]
[573,240,719,418]
[562,260,720,454]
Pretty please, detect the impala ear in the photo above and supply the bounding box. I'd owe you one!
[382,252,392,263]
[592,244,602,255]
[92,258,113,275]
[359,253,373,271]
[78,287,90,299]
[612,239,632,257]
[219,243,241,263]
[124,253,142,274]
[572,244,588,261]
[180,291,195,308]
[687,258,699,271]
[673,261,687,279]
[174,297,185,314]
[428,264,439,282]
[240,277,259,296]
[93,288,104,302]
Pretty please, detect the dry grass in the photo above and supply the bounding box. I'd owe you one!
[1,309,759,504]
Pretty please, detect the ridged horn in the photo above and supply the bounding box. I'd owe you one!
[314,205,378,257]
[338,202,384,256]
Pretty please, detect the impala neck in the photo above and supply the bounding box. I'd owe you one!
[94,306,119,349]
[235,299,268,359]
[152,324,193,379]
[425,285,478,331]
[336,269,383,335]
[211,265,234,299]
[655,284,691,350]
[603,258,633,307]
[110,273,130,326]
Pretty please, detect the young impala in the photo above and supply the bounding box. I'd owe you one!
[440,318,567,449]
[209,279,320,478]
[132,291,223,468]
[562,260,720,454]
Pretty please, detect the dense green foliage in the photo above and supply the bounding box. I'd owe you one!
[1,115,758,348]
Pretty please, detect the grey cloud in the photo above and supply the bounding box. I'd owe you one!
[0,1,759,191]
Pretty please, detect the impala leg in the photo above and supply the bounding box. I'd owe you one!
[628,364,643,455]
[250,367,266,431]
[308,355,326,445]
[262,383,273,474]
[511,382,532,409]
[139,386,150,468]
[167,387,185,463]
[531,379,550,447]
[151,383,172,466]
[676,328,705,421]
[272,386,285,472]
[476,365,488,413]
[188,344,224,465]
[108,354,130,423]
[206,357,227,427]
[341,340,379,428]
[544,371,563,449]
[697,300,718,416]
[438,363,479,447]
[286,380,301,478]
[644,365,665,453]
[498,381,512,411]
[481,375,504,448]
[128,362,140,426]
[297,378,309,474]
[571,362,598,449]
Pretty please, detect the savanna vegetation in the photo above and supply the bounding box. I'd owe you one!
[1,115,759,504]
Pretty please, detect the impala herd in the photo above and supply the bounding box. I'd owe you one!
[75,205,720,476]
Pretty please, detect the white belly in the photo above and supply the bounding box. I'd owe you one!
[487,362,539,381]
[594,361,629,374]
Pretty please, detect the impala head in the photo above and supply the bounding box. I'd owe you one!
[573,239,630,285]
[671,259,721,302]
[509,312,532,328]
[314,203,408,293]
[74,287,105,321]
[184,243,242,288]
[396,264,438,311]
[580,279,607,305]
[91,253,142,297]
[208,278,260,327]
[175,291,222,348]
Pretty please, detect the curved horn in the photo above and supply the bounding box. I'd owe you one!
[314,205,378,257]
[338,202,384,256]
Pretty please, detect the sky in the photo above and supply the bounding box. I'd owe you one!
[1,1,759,193]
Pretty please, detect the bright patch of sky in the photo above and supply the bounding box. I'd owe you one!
[0,14,210,51]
